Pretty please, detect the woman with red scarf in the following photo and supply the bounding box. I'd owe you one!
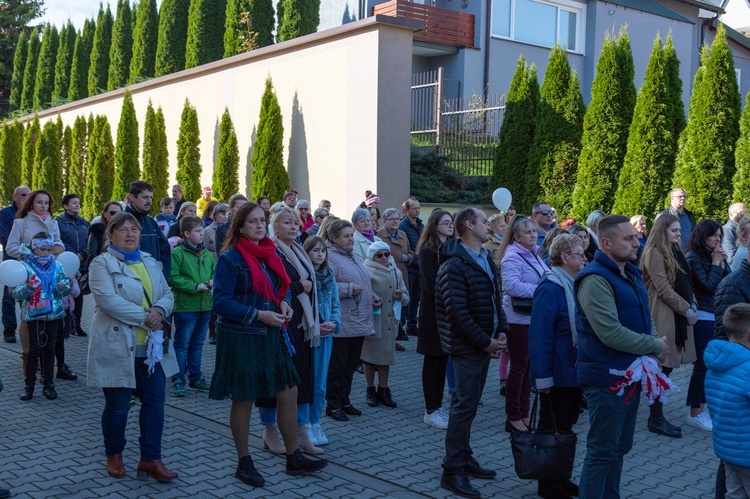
[209,202,327,487]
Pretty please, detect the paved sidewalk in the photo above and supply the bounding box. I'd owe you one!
[0,296,718,498]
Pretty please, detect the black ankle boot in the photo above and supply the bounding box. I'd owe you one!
[235,455,265,487]
[43,385,58,400]
[285,449,328,476]
[648,401,681,438]
[20,385,34,401]
[377,386,397,408]
[366,386,378,407]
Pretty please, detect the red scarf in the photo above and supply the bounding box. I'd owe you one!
[236,237,291,307]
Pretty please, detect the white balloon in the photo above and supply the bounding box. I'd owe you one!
[492,188,512,212]
[56,251,80,278]
[0,260,28,287]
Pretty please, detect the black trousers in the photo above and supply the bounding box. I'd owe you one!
[73,294,84,332]
[443,351,490,471]
[326,336,364,410]
[26,319,59,387]
[422,354,448,413]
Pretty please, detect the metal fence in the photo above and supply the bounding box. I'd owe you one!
[411,68,505,176]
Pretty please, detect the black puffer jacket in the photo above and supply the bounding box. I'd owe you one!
[686,249,730,314]
[713,259,750,340]
[436,239,508,356]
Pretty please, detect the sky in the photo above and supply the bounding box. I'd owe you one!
[37,0,163,31]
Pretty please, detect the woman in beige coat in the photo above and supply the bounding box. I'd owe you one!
[361,241,409,408]
[87,212,178,482]
[641,213,696,439]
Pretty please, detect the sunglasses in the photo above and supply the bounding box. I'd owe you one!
[374,252,391,258]
[535,209,554,216]
[108,210,120,215]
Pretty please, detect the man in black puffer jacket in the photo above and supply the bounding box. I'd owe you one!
[436,206,508,499]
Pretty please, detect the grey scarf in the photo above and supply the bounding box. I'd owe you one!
[546,267,578,345]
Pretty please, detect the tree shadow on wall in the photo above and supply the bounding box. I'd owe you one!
[343,4,357,24]
[245,124,257,198]
[287,92,310,200]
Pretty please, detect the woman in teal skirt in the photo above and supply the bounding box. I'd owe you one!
[209,202,327,487]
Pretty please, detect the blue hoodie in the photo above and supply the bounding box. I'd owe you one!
[705,339,750,467]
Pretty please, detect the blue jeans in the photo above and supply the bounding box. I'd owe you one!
[311,335,333,424]
[2,285,16,331]
[172,311,210,383]
[259,405,308,427]
[102,360,166,461]
[446,355,455,393]
[579,385,641,499]
[687,319,714,408]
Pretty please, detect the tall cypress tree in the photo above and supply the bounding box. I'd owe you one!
[34,120,63,201]
[113,90,140,200]
[85,115,116,215]
[33,25,59,110]
[88,4,114,96]
[0,121,24,205]
[53,21,76,104]
[60,124,73,195]
[214,108,240,201]
[176,98,202,202]
[68,19,96,102]
[9,31,29,112]
[664,33,686,145]
[734,94,750,203]
[21,115,40,187]
[20,27,40,111]
[70,115,89,204]
[154,0,190,76]
[492,56,538,212]
[185,0,227,69]
[224,0,275,55]
[571,28,636,219]
[613,36,679,219]
[674,25,741,220]
[130,0,159,82]
[251,77,289,201]
[525,46,584,216]
[277,0,318,42]
[108,0,133,90]
[142,101,170,212]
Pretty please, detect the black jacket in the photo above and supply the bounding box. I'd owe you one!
[713,259,750,340]
[436,239,509,357]
[417,245,443,356]
[125,204,171,280]
[686,249,730,314]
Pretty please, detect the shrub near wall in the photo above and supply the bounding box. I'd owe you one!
[251,76,289,202]
[176,98,202,203]
[142,101,170,212]
[213,107,240,201]
[112,90,140,201]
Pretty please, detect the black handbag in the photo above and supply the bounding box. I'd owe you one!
[510,255,543,315]
[79,273,91,295]
[510,393,577,480]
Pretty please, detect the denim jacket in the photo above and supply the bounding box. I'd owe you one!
[212,247,292,335]
[315,267,341,333]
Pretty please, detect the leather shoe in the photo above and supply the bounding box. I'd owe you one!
[441,470,481,498]
[342,404,362,416]
[395,342,405,351]
[464,457,496,479]
[562,479,579,497]
[236,455,265,487]
[3,329,16,343]
[0,488,9,499]
[136,460,178,482]
[326,407,349,421]
[107,453,126,478]
[57,364,78,380]
[648,416,682,438]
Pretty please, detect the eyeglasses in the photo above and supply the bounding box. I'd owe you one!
[567,252,586,259]
[535,210,554,216]
[107,210,120,216]
[385,218,400,222]
[439,221,455,227]
[374,252,391,258]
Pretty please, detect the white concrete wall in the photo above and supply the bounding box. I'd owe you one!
[25,16,418,217]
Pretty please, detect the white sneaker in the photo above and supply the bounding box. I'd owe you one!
[306,424,320,446]
[686,412,713,431]
[424,410,449,429]
[437,406,450,420]
[312,423,329,445]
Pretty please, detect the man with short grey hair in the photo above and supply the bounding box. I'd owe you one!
[722,202,748,264]
[531,201,554,246]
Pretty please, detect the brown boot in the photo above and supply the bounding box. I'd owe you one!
[106,453,126,478]
[297,425,324,455]
[136,460,178,482]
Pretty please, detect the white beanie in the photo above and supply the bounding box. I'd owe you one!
[367,241,391,261]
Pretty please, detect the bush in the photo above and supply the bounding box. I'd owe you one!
[411,151,489,205]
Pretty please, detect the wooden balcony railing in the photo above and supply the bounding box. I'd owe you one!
[373,0,475,48]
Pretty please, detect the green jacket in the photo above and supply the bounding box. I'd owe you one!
[169,244,217,313]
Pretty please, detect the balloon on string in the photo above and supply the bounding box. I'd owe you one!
[57,251,80,278]
[0,260,28,287]
[492,188,512,212]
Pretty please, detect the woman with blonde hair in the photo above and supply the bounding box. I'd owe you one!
[483,213,506,268]
[730,217,750,271]
[641,213,696,439]
[631,215,647,246]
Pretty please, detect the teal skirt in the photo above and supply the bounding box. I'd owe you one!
[209,326,300,401]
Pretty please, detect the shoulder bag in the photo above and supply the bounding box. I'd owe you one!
[510,254,542,315]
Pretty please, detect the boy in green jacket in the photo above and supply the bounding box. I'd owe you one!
[169,216,216,396]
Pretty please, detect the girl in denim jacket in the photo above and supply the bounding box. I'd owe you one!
[12,232,71,401]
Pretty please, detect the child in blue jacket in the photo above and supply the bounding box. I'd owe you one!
[705,303,750,498]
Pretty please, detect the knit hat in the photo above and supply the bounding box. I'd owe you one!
[364,196,380,207]
[367,241,391,261]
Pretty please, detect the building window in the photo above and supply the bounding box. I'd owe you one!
[491,0,585,53]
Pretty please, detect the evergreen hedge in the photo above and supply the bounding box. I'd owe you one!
[492,56,538,212]
[185,0,226,69]
[9,31,29,112]
[84,116,115,218]
[20,27,40,111]
[68,19,96,102]
[176,98,202,203]
[0,121,24,205]
[108,0,133,90]
[33,26,59,110]
[21,115,40,187]
[113,90,140,201]
[224,0,275,55]
[673,25,741,220]
[53,21,76,104]
[213,107,240,201]
[142,101,170,213]
[154,0,189,77]
[88,4,114,96]
[277,0,318,42]
[61,124,73,195]
[69,115,89,205]
[34,120,62,202]
[251,77,289,201]
[734,92,750,203]
[130,0,159,83]
[571,28,636,219]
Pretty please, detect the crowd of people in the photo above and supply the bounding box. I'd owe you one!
[1,181,750,499]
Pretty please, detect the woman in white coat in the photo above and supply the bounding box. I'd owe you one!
[87,212,178,483]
